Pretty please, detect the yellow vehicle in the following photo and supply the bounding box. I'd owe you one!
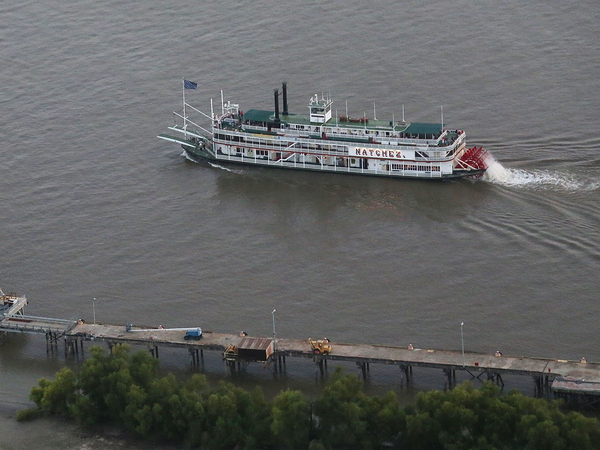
[309,338,331,355]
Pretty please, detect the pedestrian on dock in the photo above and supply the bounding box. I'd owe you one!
[495,350,502,357]
[408,343,414,350]
[581,357,587,363]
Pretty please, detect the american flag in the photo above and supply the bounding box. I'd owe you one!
[184,79,197,90]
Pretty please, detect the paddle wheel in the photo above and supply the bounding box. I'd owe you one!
[456,146,490,177]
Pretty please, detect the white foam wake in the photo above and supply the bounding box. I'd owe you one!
[181,151,197,162]
[482,159,599,191]
[207,161,235,172]
[482,158,511,183]
[181,151,239,173]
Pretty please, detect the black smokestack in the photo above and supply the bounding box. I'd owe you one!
[282,82,288,115]
[274,88,280,122]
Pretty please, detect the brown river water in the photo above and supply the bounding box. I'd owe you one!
[1,0,599,447]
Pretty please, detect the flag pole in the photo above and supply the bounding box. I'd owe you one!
[182,78,187,138]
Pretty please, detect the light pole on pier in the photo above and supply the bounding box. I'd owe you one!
[93,297,97,336]
[272,309,277,352]
[461,322,465,367]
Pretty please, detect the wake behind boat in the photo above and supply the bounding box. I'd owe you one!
[159,81,492,180]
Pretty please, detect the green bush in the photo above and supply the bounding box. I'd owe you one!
[22,347,600,449]
[15,407,44,422]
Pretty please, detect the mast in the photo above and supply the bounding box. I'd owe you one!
[211,98,215,132]
[441,106,444,130]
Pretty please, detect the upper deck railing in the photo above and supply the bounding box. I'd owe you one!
[213,128,461,162]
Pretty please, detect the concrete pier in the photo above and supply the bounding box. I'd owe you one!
[60,323,600,403]
[2,308,599,404]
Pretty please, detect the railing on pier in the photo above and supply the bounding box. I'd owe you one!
[0,314,76,335]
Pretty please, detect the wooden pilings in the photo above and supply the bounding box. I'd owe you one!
[487,371,504,387]
[314,355,327,378]
[443,368,456,390]
[45,331,64,355]
[64,337,84,359]
[533,374,551,397]
[273,353,286,376]
[148,344,159,358]
[400,364,412,383]
[357,362,370,380]
[189,348,203,367]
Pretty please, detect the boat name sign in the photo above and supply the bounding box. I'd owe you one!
[353,147,406,159]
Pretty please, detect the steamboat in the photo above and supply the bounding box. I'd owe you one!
[158,81,491,179]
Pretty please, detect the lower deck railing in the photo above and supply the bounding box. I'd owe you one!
[214,153,443,178]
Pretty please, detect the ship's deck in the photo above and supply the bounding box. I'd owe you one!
[241,109,442,136]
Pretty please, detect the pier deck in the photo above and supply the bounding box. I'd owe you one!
[1,315,76,336]
[1,292,75,338]
[66,323,600,396]
[3,310,598,402]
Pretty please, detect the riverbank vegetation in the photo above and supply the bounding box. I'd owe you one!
[18,345,600,449]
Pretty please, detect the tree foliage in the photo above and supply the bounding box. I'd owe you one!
[271,389,311,449]
[405,381,600,450]
[23,348,600,449]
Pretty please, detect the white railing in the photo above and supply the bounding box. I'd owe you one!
[214,153,442,178]
[215,128,460,162]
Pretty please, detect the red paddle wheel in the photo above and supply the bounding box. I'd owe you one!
[456,146,490,176]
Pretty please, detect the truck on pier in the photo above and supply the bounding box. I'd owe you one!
[309,338,332,355]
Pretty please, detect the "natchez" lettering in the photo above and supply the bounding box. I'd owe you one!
[353,147,405,159]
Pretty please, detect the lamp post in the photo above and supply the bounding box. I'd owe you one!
[461,322,465,367]
[272,309,276,352]
[93,297,97,336]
